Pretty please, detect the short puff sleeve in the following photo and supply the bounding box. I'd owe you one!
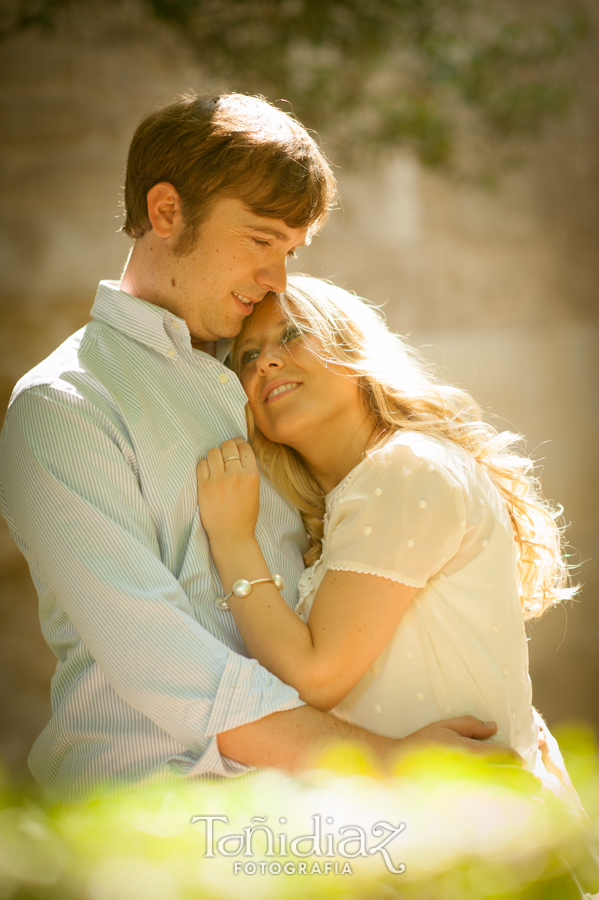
[326,437,466,588]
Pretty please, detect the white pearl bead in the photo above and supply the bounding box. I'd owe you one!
[233,579,252,597]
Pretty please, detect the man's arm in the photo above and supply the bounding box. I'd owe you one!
[217,708,504,771]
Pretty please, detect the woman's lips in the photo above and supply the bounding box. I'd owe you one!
[263,381,302,403]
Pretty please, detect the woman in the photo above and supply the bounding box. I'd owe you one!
[197,274,576,769]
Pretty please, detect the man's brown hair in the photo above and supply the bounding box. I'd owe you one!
[123,92,337,253]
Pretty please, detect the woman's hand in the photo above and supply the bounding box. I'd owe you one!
[197,438,260,545]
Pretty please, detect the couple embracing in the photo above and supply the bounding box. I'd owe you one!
[0,92,578,806]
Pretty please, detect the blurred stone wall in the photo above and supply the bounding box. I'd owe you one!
[0,7,597,783]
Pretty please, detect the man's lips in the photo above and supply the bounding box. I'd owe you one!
[262,380,302,404]
[232,291,262,314]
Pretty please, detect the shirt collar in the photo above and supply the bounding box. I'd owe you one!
[91,281,232,364]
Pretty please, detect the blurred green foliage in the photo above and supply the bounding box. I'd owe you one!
[0,0,589,168]
[0,723,598,899]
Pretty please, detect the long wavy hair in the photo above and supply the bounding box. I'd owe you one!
[230,274,577,620]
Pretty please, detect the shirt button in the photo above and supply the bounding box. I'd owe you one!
[218,373,228,383]
[460,519,467,527]
[486,581,493,589]
[167,348,176,358]
[363,526,372,536]
[417,692,425,701]
[374,704,382,713]
[493,624,501,632]
[172,321,180,330]
[427,464,435,472]
[479,498,485,506]
[503,667,509,675]
[419,500,427,509]
[482,539,489,548]
[371,666,379,675]
[374,487,383,496]
[407,538,414,547]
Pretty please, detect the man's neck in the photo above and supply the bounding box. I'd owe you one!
[120,239,218,358]
[191,338,217,356]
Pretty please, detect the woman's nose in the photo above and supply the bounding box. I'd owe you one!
[256,346,284,375]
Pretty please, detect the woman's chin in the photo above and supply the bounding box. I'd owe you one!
[257,421,302,450]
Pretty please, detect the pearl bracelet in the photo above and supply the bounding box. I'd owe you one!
[216,574,285,611]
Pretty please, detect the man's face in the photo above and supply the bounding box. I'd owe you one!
[166,197,309,347]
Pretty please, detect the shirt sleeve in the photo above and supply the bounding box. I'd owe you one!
[326,437,466,588]
[0,386,304,776]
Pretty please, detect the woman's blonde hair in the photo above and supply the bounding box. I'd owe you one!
[231,274,577,621]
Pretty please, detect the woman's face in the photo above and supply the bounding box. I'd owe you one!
[236,294,365,449]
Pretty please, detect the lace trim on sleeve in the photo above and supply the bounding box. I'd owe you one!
[328,564,426,589]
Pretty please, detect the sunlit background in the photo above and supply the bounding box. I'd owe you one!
[0,0,597,796]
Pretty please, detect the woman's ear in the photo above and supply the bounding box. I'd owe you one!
[146,182,182,239]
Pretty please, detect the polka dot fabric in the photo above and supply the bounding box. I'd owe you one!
[296,431,538,767]
[326,437,466,587]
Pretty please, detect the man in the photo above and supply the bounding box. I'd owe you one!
[0,93,500,803]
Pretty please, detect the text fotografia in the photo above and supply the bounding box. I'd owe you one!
[190,814,406,875]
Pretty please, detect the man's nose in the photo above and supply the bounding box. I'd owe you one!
[256,257,287,295]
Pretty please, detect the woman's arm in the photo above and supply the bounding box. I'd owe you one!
[198,439,418,711]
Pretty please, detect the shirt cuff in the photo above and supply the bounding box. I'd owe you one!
[205,650,306,738]
[170,652,305,780]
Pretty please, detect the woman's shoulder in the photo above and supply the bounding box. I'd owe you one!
[366,431,467,485]
[326,431,467,518]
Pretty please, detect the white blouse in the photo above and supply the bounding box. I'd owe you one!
[296,431,538,767]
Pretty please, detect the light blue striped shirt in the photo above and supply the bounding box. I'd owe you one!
[0,281,307,803]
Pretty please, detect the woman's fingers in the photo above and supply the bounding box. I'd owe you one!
[236,440,259,474]
[220,438,241,467]
[220,438,258,474]
[199,439,257,480]
[197,458,210,486]
[206,446,226,477]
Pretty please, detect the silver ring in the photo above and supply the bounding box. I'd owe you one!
[223,456,241,463]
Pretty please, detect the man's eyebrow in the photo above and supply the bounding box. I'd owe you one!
[245,223,301,243]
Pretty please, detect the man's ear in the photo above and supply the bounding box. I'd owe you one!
[146,182,182,239]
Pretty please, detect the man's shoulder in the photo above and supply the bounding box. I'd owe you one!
[8,320,111,416]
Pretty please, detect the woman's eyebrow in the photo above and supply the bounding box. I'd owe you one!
[239,320,290,352]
